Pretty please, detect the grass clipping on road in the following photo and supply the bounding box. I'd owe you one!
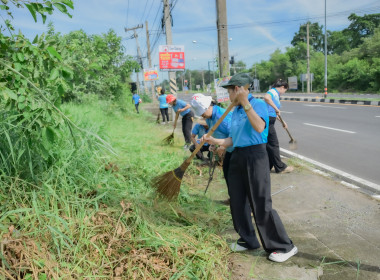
[0,97,231,279]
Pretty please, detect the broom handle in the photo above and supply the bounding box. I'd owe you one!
[172,112,180,132]
[277,115,295,142]
[186,102,235,163]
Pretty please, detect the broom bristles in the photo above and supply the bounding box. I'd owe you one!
[152,160,190,200]
[162,133,174,145]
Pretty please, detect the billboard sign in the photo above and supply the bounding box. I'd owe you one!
[159,45,185,71]
[144,68,158,81]
[288,76,298,90]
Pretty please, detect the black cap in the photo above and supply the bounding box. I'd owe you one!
[221,73,253,88]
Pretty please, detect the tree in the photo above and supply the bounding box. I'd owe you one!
[327,30,350,54]
[291,22,324,51]
[343,13,380,49]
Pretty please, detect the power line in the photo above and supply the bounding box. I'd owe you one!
[171,5,380,34]
[139,0,149,24]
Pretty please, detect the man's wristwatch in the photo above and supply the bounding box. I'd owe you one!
[243,103,252,112]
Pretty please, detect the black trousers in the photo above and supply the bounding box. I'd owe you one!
[223,151,232,186]
[189,144,210,160]
[182,111,193,144]
[266,117,287,172]
[134,103,139,113]
[160,108,169,122]
[228,144,293,253]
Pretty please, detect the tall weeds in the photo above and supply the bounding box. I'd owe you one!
[0,95,231,279]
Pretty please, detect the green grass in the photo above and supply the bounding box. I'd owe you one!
[0,95,231,279]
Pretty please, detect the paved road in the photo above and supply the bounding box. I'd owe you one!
[275,101,380,185]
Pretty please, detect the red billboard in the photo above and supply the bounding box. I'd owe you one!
[159,45,185,71]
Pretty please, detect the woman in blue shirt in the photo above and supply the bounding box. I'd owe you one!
[264,79,294,173]
[158,88,169,124]
[166,94,194,149]
[203,73,297,263]
[191,93,234,197]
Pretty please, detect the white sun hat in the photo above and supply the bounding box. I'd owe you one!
[191,94,212,116]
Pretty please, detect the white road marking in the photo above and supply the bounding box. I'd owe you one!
[281,111,293,114]
[304,123,356,134]
[280,148,380,193]
[340,181,360,189]
[304,104,346,109]
[376,116,380,118]
[312,169,331,177]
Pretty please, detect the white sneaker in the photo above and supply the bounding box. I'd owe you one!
[268,246,298,262]
[230,242,249,252]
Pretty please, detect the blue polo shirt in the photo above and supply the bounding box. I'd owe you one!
[266,88,281,117]
[205,105,234,153]
[192,124,209,146]
[172,99,191,116]
[132,94,140,105]
[229,98,269,148]
[158,94,168,109]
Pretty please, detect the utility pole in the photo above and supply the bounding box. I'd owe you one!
[125,24,148,95]
[201,70,205,92]
[163,0,177,97]
[306,22,311,94]
[216,0,230,78]
[145,20,155,99]
[324,0,328,98]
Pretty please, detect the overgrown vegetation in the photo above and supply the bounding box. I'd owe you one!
[0,96,231,279]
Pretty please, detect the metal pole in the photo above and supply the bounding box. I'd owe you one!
[306,23,310,94]
[324,0,328,98]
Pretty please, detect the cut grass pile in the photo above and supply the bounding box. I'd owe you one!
[0,95,231,279]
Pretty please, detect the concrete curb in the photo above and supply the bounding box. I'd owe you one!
[280,148,380,195]
[255,96,380,106]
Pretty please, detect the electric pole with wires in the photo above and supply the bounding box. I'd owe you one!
[125,24,149,95]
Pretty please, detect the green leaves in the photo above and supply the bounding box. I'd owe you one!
[25,3,37,22]
[49,68,59,80]
[47,46,62,61]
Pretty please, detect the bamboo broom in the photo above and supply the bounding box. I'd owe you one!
[162,111,180,145]
[153,101,236,200]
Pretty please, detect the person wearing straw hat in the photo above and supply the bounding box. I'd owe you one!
[166,94,194,149]
[189,118,210,161]
[264,79,294,173]
[202,72,297,263]
[190,93,233,202]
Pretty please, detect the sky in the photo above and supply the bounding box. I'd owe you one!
[5,0,380,84]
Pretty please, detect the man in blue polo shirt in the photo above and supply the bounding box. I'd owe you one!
[132,92,141,114]
[202,73,297,263]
